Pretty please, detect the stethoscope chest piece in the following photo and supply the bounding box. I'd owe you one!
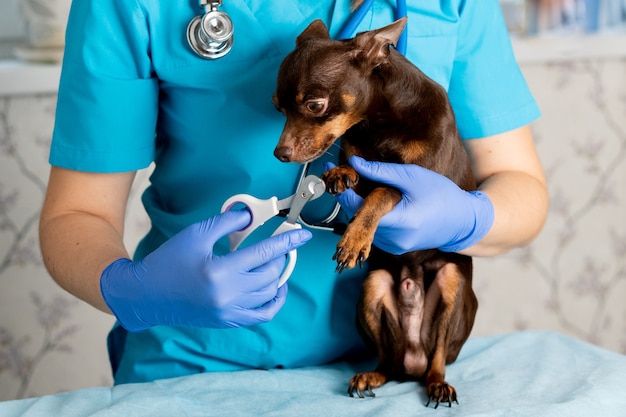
[187,1,234,59]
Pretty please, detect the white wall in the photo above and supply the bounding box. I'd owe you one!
[0,0,26,40]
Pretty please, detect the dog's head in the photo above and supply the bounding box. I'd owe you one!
[273,18,407,163]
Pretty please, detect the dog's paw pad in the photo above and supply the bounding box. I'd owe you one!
[321,167,359,195]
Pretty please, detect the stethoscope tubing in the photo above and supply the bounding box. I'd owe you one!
[395,0,407,54]
[337,0,376,39]
[337,0,408,55]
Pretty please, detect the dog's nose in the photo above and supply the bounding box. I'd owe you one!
[274,146,293,162]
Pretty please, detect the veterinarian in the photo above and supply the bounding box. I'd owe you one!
[39,0,548,385]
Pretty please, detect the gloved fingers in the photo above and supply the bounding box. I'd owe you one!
[235,255,290,305]
[142,210,252,272]
[194,209,253,247]
[347,155,402,183]
[231,229,312,272]
[249,283,288,321]
[226,284,289,327]
[334,188,362,218]
[438,190,495,252]
[348,155,433,194]
[323,161,336,171]
[372,227,414,254]
[248,251,287,278]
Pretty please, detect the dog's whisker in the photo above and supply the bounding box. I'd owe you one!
[322,142,346,160]
[330,142,345,152]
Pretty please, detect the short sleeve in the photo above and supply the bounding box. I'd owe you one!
[50,0,158,172]
[448,0,541,139]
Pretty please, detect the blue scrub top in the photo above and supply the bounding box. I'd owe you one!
[51,0,540,385]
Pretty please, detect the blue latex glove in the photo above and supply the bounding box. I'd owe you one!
[100,209,312,332]
[333,156,494,254]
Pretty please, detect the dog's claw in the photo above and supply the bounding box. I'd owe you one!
[347,386,362,398]
[333,247,351,273]
[348,371,386,399]
[333,247,370,272]
[343,174,356,189]
[347,386,374,399]
[425,382,458,409]
[358,254,366,268]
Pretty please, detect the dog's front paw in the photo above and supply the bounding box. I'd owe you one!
[348,371,388,398]
[321,166,359,194]
[333,233,372,273]
[426,381,458,409]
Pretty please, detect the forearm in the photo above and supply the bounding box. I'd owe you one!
[39,167,136,314]
[39,212,129,314]
[459,170,548,257]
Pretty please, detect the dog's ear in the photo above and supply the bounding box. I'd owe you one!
[353,17,407,67]
[296,19,330,47]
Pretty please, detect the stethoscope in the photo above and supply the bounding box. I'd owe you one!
[187,1,235,59]
[187,0,407,59]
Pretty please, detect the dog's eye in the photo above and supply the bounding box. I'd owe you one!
[305,99,327,114]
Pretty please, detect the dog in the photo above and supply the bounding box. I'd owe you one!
[272,17,478,408]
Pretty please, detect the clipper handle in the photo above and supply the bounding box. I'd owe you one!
[271,221,302,288]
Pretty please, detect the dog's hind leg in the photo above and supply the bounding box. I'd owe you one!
[348,269,403,398]
[420,258,477,408]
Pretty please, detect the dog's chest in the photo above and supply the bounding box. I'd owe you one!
[342,126,412,165]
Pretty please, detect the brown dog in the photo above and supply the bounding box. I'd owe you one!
[273,18,478,408]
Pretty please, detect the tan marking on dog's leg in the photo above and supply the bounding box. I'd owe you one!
[361,269,398,338]
[335,187,401,270]
[422,263,463,407]
[349,269,397,398]
[423,263,459,377]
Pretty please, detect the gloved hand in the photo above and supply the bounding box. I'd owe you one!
[333,156,494,254]
[100,209,312,332]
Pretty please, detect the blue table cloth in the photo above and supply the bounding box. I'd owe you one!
[1,330,625,417]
